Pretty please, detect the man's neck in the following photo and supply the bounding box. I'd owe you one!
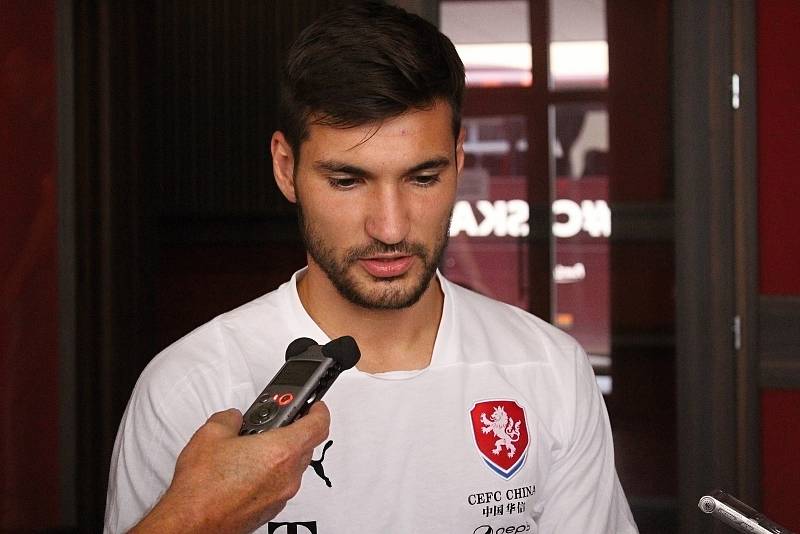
[296,267,444,374]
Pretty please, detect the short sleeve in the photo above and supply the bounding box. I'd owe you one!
[103,350,233,533]
[536,346,638,533]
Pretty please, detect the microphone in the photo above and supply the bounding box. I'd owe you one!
[698,490,796,534]
[239,336,361,435]
[286,337,317,360]
[320,335,360,370]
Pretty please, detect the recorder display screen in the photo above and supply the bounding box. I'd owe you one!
[273,360,320,386]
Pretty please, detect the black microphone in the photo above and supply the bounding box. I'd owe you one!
[285,337,317,360]
[321,335,360,370]
[239,336,361,435]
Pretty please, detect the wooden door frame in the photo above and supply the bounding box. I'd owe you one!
[673,1,760,532]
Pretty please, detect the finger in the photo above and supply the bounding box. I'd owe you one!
[305,400,330,420]
[282,402,330,448]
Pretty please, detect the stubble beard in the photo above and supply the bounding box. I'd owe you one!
[297,202,451,310]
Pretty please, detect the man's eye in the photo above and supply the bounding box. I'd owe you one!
[328,177,359,189]
[412,174,441,187]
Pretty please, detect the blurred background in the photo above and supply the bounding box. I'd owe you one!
[1,0,798,532]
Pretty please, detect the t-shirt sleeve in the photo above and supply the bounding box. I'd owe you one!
[102,355,230,534]
[536,345,639,533]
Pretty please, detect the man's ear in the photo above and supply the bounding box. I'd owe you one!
[271,131,297,203]
[455,126,466,176]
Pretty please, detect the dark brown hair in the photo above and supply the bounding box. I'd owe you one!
[279,1,465,153]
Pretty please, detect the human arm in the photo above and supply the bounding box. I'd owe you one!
[536,347,638,533]
[129,402,330,534]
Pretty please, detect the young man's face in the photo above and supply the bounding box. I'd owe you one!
[272,101,464,310]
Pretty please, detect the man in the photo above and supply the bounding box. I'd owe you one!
[105,3,638,533]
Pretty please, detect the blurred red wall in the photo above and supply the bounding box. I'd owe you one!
[0,0,60,529]
[758,0,800,530]
[758,1,800,296]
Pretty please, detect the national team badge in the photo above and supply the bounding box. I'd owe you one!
[470,400,530,479]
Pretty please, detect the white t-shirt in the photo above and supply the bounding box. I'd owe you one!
[104,271,638,533]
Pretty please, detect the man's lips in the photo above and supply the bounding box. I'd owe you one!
[358,255,415,278]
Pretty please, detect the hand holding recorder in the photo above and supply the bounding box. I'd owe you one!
[129,404,330,534]
[130,336,360,534]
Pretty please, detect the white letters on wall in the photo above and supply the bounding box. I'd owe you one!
[450,199,611,238]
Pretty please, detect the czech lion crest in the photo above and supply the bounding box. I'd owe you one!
[469,400,530,479]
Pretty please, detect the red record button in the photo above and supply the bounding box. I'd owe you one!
[277,393,294,406]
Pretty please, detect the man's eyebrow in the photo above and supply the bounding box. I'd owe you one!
[313,156,451,177]
[314,160,370,177]
[407,156,451,174]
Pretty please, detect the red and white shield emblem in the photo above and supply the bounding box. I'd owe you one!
[470,400,530,479]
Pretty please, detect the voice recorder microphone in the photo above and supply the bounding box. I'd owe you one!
[698,489,796,534]
[239,336,360,435]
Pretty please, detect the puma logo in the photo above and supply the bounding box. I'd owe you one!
[309,439,334,487]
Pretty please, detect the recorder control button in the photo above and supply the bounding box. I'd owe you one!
[277,393,294,406]
[249,401,278,425]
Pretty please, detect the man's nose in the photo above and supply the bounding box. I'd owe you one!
[365,186,410,245]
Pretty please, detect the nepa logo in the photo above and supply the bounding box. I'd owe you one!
[470,400,530,479]
[267,521,317,534]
